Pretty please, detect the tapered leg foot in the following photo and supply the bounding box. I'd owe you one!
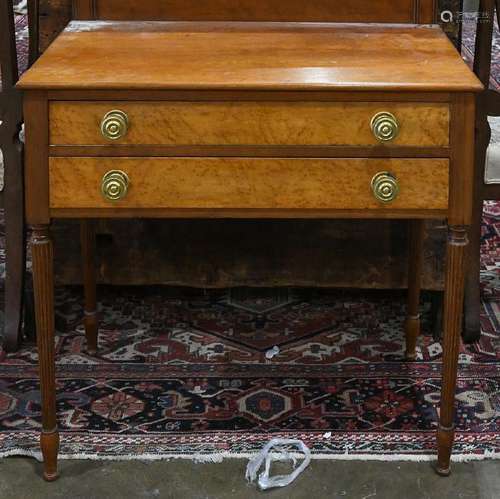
[40,430,60,481]
[435,425,454,476]
[405,315,420,360]
[80,221,98,355]
[84,312,98,355]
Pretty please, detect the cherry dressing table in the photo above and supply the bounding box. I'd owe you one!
[18,21,482,480]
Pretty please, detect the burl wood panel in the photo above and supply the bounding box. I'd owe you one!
[18,23,481,92]
[50,101,450,147]
[49,157,449,211]
[75,0,435,23]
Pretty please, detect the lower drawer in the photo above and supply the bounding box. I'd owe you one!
[49,157,449,211]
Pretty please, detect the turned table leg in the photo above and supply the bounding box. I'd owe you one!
[31,225,59,481]
[436,225,469,476]
[405,219,424,360]
[80,220,98,354]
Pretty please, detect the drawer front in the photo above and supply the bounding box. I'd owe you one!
[49,101,450,147]
[49,158,449,210]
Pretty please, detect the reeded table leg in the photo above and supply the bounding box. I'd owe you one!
[31,225,59,481]
[405,219,424,360]
[80,220,98,354]
[436,225,469,476]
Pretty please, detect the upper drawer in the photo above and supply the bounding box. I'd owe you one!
[49,101,450,147]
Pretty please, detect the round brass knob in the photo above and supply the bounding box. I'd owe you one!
[370,111,400,142]
[371,172,399,203]
[100,110,129,140]
[101,170,129,201]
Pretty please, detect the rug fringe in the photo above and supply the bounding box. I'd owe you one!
[2,448,500,463]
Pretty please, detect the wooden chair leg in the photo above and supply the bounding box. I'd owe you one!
[23,272,37,341]
[436,225,469,476]
[429,290,444,342]
[405,219,424,360]
[463,0,495,343]
[2,145,26,352]
[80,220,98,354]
[1,0,26,352]
[31,225,59,481]
[463,199,483,343]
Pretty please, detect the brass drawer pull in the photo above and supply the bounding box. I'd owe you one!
[101,170,129,201]
[100,110,129,140]
[370,111,400,142]
[371,172,399,203]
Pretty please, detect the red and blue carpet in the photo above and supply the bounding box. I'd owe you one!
[0,202,498,462]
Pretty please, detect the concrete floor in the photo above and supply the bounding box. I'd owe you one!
[1,458,500,499]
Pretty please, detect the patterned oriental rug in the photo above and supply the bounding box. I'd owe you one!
[0,202,498,462]
[462,13,500,91]
[0,13,499,463]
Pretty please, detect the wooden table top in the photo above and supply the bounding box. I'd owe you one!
[18,21,482,92]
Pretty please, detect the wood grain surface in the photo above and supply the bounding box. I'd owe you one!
[49,157,449,211]
[50,101,450,147]
[449,93,476,226]
[74,0,436,23]
[24,91,50,224]
[18,22,482,92]
[43,1,463,54]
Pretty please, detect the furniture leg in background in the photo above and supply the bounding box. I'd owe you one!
[0,0,26,351]
[463,0,500,342]
[80,219,98,354]
[28,0,40,65]
[405,219,424,359]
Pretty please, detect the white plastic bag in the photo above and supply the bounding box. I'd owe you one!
[265,345,280,359]
[245,438,311,490]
